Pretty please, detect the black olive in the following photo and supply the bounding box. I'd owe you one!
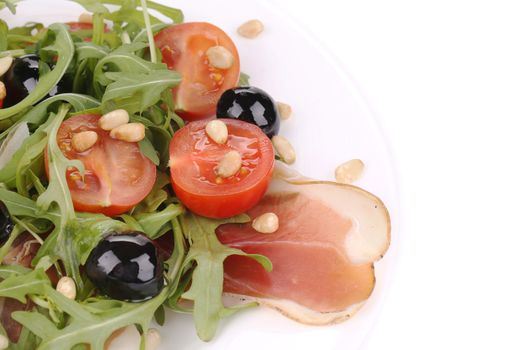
[0,201,14,245]
[85,232,164,302]
[216,86,280,138]
[0,54,72,108]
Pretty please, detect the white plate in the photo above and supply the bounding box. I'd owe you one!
[3,1,400,349]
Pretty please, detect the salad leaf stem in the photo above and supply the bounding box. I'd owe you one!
[140,0,157,63]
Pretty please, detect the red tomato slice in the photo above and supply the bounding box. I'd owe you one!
[66,22,95,32]
[155,22,240,121]
[47,114,156,216]
[169,119,274,218]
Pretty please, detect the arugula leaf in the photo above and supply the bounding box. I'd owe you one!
[0,268,50,303]
[0,19,8,51]
[138,0,157,63]
[6,22,46,51]
[69,0,109,14]
[34,105,85,286]
[238,72,251,87]
[103,0,183,23]
[92,50,166,98]
[102,70,181,112]
[74,213,130,264]
[10,326,39,350]
[135,203,184,239]
[0,121,29,170]
[0,0,19,14]
[0,94,100,192]
[14,286,168,350]
[179,213,273,341]
[0,123,47,189]
[106,7,162,28]
[36,105,81,221]
[132,116,173,168]
[0,187,58,222]
[0,93,100,143]
[133,23,169,44]
[0,24,75,120]
[138,136,159,165]
[132,172,170,214]
[75,42,109,61]
[0,264,31,279]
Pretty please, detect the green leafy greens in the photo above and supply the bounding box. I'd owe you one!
[0,0,265,348]
[0,24,75,120]
[179,214,273,341]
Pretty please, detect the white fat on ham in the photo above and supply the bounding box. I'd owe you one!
[224,293,366,326]
[270,162,390,264]
[219,162,390,325]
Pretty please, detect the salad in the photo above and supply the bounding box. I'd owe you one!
[0,1,391,349]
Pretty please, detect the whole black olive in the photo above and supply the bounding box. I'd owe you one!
[0,54,72,108]
[216,86,280,138]
[85,232,164,302]
[0,201,14,245]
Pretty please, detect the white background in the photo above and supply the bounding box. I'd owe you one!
[270,1,525,349]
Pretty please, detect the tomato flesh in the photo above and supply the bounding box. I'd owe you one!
[169,119,274,218]
[66,22,95,32]
[50,114,156,216]
[155,22,240,120]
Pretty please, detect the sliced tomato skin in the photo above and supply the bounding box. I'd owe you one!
[169,119,274,218]
[66,22,95,31]
[46,114,156,216]
[155,22,240,121]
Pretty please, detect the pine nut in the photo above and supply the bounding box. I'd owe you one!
[0,334,7,350]
[237,19,264,39]
[272,135,296,164]
[252,212,279,233]
[216,150,242,178]
[0,56,13,78]
[145,328,161,350]
[205,119,228,144]
[78,12,93,24]
[110,123,146,143]
[206,46,235,70]
[56,276,76,300]
[99,109,129,131]
[277,102,292,120]
[0,81,6,100]
[335,159,364,184]
[72,131,98,152]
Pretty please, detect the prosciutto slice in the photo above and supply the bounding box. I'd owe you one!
[217,163,390,324]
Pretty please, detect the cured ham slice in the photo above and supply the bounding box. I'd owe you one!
[217,163,390,324]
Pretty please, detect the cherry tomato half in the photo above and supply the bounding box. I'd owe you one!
[155,22,240,121]
[66,22,95,32]
[46,114,156,216]
[169,119,274,218]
